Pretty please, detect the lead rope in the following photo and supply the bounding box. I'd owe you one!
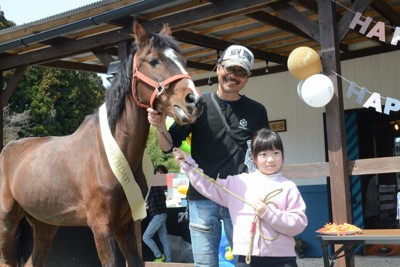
[246,188,282,264]
[157,125,282,264]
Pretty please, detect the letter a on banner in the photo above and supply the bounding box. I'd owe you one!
[363,92,382,113]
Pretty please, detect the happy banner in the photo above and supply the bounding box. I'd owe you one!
[333,72,400,115]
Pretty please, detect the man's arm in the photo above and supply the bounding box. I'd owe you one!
[147,108,173,152]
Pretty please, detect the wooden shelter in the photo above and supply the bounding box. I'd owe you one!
[2,0,400,265]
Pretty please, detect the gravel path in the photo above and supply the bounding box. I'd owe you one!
[297,255,400,267]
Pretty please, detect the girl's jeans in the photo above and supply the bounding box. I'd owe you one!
[142,213,171,262]
[189,199,233,267]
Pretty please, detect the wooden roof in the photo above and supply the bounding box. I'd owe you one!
[1,0,400,86]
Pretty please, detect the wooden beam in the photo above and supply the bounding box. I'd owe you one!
[152,157,400,184]
[246,10,348,52]
[195,64,287,86]
[0,0,135,43]
[40,61,107,73]
[1,66,28,108]
[246,11,311,40]
[284,157,400,179]
[371,0,400,26]
[187,61,214,72]
[282,162,330,179]
[319,0,353,236]
[349,156,400,176]
[0,29,133,71]
[173,30,287,64]
[118,41,130,60]
[337,0,372,42]
[269,1,320,43]
[296,0,319,13]
[142,0,272,32]
[92,49,116,67]
[341,43,400,60]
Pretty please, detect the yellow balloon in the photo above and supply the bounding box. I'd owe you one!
[287,47,322,80]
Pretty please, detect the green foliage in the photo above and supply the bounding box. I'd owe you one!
[146,126,180,173]
[0,10,15,30]
[5,67,105,137]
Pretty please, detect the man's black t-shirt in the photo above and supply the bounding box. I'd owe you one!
[169,92,269,200]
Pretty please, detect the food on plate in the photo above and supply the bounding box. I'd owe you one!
[316,223,361,235]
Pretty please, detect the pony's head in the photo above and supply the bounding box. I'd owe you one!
[131,21,203,125]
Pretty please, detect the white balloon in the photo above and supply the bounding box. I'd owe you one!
[297,80,305,101]
[300,74,334,108]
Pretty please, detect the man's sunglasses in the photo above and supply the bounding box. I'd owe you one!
[221,65,248,77]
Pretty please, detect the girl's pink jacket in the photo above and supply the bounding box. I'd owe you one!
[179,157,308,257]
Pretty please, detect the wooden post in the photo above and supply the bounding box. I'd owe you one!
[318,0,353,266]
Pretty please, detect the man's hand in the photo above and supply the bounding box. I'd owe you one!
[147,108,166,127]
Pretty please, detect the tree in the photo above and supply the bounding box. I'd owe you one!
[0,9,15,30]
[146,126,180,173]
[5,67,105,136]
[2,105,32,144]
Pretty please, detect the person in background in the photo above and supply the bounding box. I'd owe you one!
[174,128,308,267]
[142,164,171,262]
[147,44,269,266]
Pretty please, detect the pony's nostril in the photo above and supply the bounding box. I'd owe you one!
[184,94,204,115]
[185,93,196,104]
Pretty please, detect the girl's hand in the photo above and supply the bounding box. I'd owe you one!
[253,199,268,217]
[173,148,188,164]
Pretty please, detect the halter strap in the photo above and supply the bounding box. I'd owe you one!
[131,54,193,109]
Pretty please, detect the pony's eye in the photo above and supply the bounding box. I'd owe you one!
[149,59,160,67]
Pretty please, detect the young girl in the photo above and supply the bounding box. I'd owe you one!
[173,128,307,267]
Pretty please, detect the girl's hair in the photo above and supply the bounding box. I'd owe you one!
[154,164,168,174]
[251,128,284,159]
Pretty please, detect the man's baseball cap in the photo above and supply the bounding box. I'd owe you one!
[219,45,254,76]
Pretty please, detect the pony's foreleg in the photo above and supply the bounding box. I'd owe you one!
[24,216,58,267]
[91,225,120,267]
[114,219,143,267]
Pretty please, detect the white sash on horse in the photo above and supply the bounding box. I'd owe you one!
[99,103,152,220]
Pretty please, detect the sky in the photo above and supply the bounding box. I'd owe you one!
[0,0,99,25]
[0,0,111,86]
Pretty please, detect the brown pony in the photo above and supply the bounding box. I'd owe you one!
[0,21,203,267]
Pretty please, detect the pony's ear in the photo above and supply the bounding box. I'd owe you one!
[160,23,172,36]
[133,20,149,47]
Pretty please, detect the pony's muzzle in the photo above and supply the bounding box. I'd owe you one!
[185,93,204,117]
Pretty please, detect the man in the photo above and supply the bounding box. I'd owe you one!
[147,45,269,266]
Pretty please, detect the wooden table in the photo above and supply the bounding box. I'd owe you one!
[316,229,400,267]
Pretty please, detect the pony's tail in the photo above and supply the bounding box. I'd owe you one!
[14,217,33,267]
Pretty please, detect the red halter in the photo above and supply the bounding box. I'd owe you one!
[131,54,193,109]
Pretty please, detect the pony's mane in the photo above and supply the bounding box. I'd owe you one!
[105,32,181,131]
